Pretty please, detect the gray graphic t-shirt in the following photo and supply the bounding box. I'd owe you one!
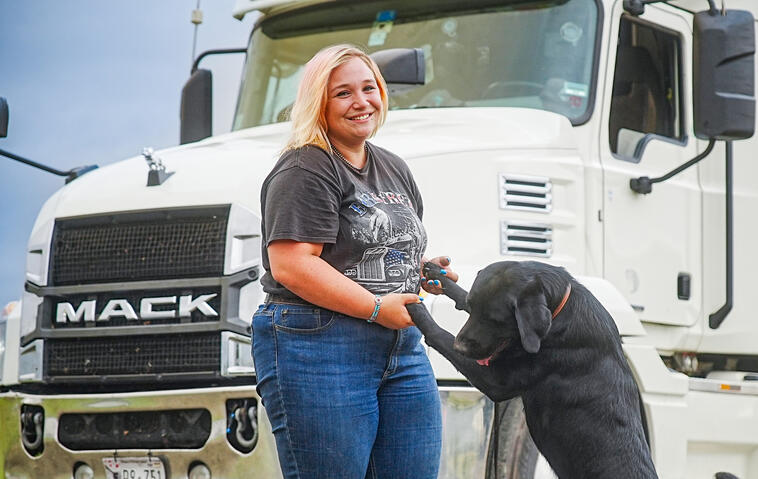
[260,143,427,298]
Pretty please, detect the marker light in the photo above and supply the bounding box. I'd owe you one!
[73,463,94,479]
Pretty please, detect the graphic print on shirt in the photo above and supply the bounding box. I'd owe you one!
[343,190,426,294]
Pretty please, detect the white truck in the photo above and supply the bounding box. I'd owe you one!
[1,0,758,477]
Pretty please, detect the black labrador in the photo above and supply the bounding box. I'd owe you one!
[406,260,658,479]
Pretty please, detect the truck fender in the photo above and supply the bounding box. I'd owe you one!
[572,275,646,337]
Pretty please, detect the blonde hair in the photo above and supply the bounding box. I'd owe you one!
[283,44,389,153]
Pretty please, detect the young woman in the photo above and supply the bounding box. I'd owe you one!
[252,44,457,479]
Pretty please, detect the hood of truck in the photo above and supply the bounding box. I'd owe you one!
[27,107,645,336]
[35,108,576,222]
[30,107,585,283]
[31,107,582,276]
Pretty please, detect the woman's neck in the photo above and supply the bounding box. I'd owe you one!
[330,139,367,169]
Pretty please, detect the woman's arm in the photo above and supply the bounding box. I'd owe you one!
[268,239,421,330]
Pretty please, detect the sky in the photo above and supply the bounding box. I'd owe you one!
[0,2,256,307]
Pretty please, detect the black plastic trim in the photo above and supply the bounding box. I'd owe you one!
[709,141,733,329]
[191,48,247,74]
[59,408,212,450]
[22,267,257,346]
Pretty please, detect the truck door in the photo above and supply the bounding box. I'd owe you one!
[600,5,702,327]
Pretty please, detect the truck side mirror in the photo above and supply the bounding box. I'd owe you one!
[693,9,756,140]
[370,48,425,95]
[180,69,213,145]
[0,97,8,138]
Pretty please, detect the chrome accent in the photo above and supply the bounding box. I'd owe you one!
[438,387,493,478]
[228,400,259,453]
[53,293,219,324]
[142,147,166,173]
[20,405,44,454]
[499,174,553,213]
[500,221,553,257]
[142,147,174,186]
[221,331,254,376]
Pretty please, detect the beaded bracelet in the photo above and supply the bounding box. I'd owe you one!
[367,295,382,323]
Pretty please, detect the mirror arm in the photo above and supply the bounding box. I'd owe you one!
[630,139,716,194]
[705,0,720,15]
[709,141,733,329]
[0,148,98,183]
[623,0,663,16]
[191,48,247,73]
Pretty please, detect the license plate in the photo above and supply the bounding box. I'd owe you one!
[102,456,165,479]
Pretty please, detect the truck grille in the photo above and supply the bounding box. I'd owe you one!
[59,409,211,450]
[45,332,220,377]
[499,174,552,213]
[50,206,229,285]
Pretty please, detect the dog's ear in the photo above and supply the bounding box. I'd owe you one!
[514,276,552,353]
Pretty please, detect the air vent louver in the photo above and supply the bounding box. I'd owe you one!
[500,222,553,257]
[499,174,552,213]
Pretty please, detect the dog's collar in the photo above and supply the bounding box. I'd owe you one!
[551,284,571,319]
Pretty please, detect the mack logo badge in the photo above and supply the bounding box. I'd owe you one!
[55,294,218,323]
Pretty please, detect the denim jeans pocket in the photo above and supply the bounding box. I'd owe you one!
[273,305,337,334]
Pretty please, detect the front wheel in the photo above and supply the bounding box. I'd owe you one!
[485,398,558,479]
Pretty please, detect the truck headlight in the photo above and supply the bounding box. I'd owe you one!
[221,332,254,376]
[20,291,42,338]
[18,339,43,382]
[25,217,55,286]
[224,204,261,276]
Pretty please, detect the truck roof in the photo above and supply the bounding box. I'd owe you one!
[232,0,758,21]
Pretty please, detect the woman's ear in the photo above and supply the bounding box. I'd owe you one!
[514,276,552,353]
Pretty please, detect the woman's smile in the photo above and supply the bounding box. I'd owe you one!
[349,112,372,121]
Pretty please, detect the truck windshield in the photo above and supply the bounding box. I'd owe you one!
[233,0,598,130]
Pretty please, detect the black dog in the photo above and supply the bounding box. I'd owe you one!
[406,260,657,479]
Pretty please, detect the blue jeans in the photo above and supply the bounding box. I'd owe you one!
[252,302,442,479]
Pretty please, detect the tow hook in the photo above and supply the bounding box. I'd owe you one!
[20,404,44,456]
[226,398,258,453]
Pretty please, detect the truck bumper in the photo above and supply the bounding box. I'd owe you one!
[0,385,282,479]
[1,385,493,479]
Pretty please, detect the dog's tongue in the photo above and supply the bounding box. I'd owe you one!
[477,357,491,367]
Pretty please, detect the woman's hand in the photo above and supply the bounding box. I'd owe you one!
[420,256,459,295]
[376,293,423,330]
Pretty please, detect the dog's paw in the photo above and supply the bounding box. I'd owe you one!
[715,473,740,479]
[422,262,447,281]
